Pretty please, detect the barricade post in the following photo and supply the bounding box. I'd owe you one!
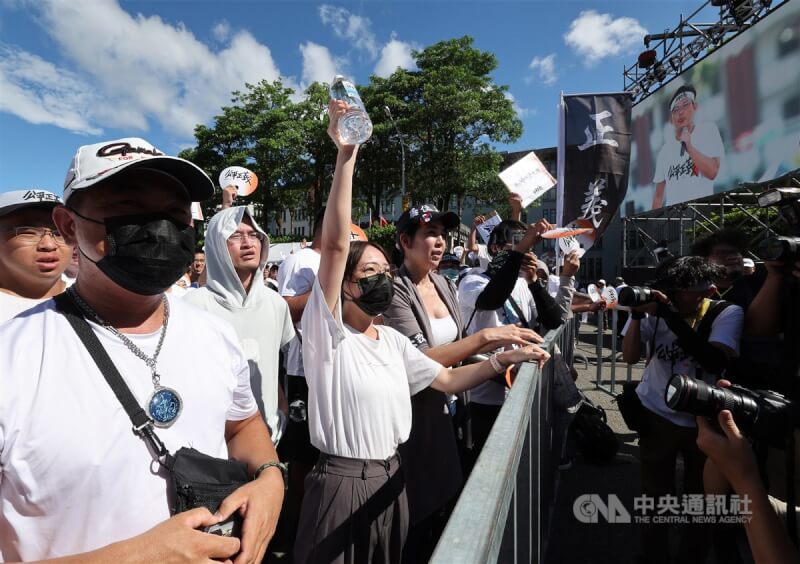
[431,318,577,564]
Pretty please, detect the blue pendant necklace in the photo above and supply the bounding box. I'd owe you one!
[67,287,182,428]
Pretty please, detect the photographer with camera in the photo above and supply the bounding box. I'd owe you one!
[621,256,743,564]
[691,227,764,312]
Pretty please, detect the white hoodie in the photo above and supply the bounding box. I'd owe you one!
[185,206,295,432]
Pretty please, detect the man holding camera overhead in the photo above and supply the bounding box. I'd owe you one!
[621,256,743,564]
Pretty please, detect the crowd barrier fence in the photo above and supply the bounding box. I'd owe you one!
[430,317,576,564]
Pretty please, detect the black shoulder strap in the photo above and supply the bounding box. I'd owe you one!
[696,299,733,343]
[506,295,531,329]
[53,293,167,458]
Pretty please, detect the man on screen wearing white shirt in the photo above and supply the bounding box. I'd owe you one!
[0,138,283,563]
[0,189,72,322]
[651,84,724,210]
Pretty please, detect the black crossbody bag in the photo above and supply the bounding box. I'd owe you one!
[54,293,249,538]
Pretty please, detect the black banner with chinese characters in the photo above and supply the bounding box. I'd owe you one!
[558,93,632,251]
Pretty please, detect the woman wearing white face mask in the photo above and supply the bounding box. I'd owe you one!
[294,101,552,564]
[382,207,546,562]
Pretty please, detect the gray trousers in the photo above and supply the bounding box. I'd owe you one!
[294,452,408,564]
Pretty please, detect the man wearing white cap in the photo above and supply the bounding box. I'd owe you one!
[652,84,724,209]
[0,189,72,322]
[0,138,283,562]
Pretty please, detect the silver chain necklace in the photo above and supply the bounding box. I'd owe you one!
[67,286,183,428]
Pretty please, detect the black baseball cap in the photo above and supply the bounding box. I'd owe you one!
[396,204,460,234]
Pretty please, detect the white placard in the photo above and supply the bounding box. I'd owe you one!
[476,211,502,244]
[602,286,618,309]
[558,235,586,258]
[191,202,204,221]
[498,152,557,208]
[219,166,258,196]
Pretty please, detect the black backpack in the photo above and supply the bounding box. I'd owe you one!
[571,395,619,463]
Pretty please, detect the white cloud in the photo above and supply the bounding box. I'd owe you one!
[1,0,297,138]
[374,36,417,77]
[319,4,379,59]
[564,10,647,66]
[504,91,534,119]
[212,20,230,42]
[0,47,101,134]
[527,53,557,86]
[300,41,341,85]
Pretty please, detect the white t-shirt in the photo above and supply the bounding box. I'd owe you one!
[277,247,321,377]
[458,272,537,406]
[621,303,743,427]
[0,292,47,323]
[0,296,257,561]
[468,244,491,270]
[301,279,442,460]
[653,121,724,207]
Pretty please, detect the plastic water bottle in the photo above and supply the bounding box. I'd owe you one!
[329,75,373,145]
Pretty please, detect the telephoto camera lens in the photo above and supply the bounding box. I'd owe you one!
[617,286,653,307]
[665,374,759,426]
[758,236,800,262]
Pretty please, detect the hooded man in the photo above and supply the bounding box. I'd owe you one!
[185,206,295,443]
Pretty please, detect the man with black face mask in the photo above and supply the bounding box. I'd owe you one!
[0,138,284,563]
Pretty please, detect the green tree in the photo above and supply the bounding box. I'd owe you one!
[372,37,522,215]
[179,80,314,230]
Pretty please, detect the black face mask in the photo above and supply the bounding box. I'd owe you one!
[72,210,195,296]
[346,273,395,317]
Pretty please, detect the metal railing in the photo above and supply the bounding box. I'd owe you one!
[431,318,576,564]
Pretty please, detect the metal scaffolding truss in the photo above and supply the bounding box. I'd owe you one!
[623,169,800,267]
[623,0,788,104]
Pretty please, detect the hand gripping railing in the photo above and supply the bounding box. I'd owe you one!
[431,318,576,564]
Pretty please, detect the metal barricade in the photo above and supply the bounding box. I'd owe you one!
[593,308,634,396]
[430,318,576,564]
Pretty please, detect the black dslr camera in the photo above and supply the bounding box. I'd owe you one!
[757,187,800,263]
[617,285,656,307]
[666,374,800,449]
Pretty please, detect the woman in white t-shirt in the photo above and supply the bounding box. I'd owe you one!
[294,102,551,564]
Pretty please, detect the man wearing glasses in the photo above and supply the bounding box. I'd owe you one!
[185,206,295,448]
[0,189,73,322]
[652,84,724,210]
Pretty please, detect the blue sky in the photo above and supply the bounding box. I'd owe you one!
[0,0,711,196]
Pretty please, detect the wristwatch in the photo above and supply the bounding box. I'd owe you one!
[254,460,288,489]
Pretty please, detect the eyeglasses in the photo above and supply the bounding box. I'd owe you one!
[356,262,397,278]
[228,231,265,243]
[3,226,68,246]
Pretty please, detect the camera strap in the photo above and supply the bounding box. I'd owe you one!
[53,293,169,463]
[506,295,530,329]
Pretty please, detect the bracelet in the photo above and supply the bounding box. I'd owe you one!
[489,353,506,374]
[254,460,288,488]
[631,311,645,320]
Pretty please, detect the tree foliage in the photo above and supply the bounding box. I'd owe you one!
[180,36,523,231]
